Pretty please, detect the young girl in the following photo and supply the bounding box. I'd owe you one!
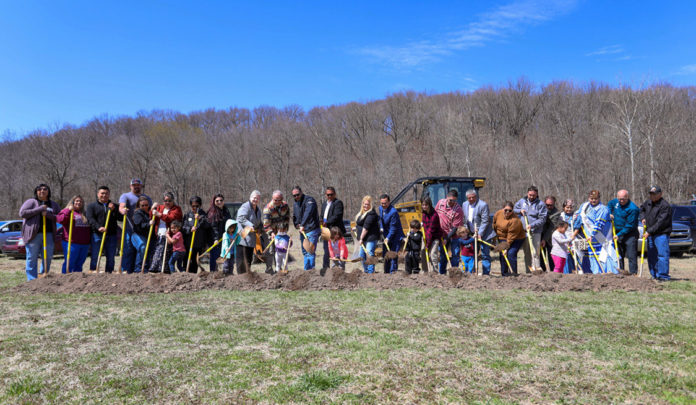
[220,219,240,274]
[404,220,423,274]
[274,222,291,273]
[551,221,574,273]
[166,220,185,273]
[328,226,348,269]
[452,226,476,273]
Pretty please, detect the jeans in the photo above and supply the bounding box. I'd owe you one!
[131,232,151,273]
[383,237,402,274]
[61,241,89,273]
[209,244,222,272]
[360,240,377,273]
[500,239,523,276]
[647,234,670,280]
[460,255,475,273]
[479,238,493,275]
[617,231,638,274]
[120,230,137,273]
[438,240,459,274]
[169,251,185,273]
[25,233,54,280]
[90,233,118,272]
[564,252,577,274]
[300,228,320,270]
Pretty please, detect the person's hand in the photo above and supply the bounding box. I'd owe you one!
[526,224,531,231]
[152,202,159,209]
[644,232,650,238]
[613,235,618,241]
[67,204,74,211]
[155,211,162,218]
[540,240,546,248]
[98,227,106,233]
[384,238,389,246]
[194,213,199,220]
[299,226,305,233]
[149,220,155,226]
[520,209,527,215]
[191,226,197,232]
[40,204,48,212]
[108,202,116,210]
[609,214,614,220]
[642,219,646,225]
[586,237,592,243]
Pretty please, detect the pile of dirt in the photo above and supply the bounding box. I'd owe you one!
[13,268,664,295]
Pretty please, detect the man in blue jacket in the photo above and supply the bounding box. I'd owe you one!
[513,186,547,273]
[379,194,404,274]
[292,186,320,270]
[462,189,496,275]
[608,189,639,275]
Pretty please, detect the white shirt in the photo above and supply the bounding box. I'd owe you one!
[467,204,475,225]
[157,208,170,236]
[323,200,332,221]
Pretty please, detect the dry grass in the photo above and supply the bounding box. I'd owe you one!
[0,255,695,403]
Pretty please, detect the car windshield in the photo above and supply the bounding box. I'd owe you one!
[0,221,7,227]
[673,206,696,219]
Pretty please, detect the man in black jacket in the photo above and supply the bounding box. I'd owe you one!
[640,186,672,281]
[320,187,346,270]
[85,186,122,273]
[292,186,320,270]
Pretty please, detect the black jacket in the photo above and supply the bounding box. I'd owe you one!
[355,210,380,242]
[293,194,320,232]
[182,208,210,250]
[132,209,152,237]
[320,199,346,235]
[640,198,672,236]
[85,200,122,236]
[208,207,231,244]
[405,231,423,252]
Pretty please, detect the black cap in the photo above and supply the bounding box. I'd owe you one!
[648,186,662,194]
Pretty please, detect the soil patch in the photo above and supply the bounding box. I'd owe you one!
[12,268,665,295]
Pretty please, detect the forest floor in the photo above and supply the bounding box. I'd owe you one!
[1,244,695,403]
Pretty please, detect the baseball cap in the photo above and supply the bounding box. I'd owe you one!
[648,185,662,194]
[131,178,143,185]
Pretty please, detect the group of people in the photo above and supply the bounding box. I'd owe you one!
[19,180,673,282]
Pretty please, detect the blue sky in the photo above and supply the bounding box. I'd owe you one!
[1,0,695,136]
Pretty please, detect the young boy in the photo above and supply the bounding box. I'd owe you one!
[166,220,185,273]
[274,222,291,273]
[551,221,573,273]
[220,219,239,274]
[404,220,423,274]
[452,226,476,273]
[328,226,349,269]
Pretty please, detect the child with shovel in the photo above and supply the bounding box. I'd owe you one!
[220,219,240,274]
[403,220,423,274]
[274,222,291,273]
[165,220,186,273]
[452,226,476,273]
[327,226,348,269]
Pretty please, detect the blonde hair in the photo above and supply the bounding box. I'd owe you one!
[355,195,374,222]
[65,195,84,211]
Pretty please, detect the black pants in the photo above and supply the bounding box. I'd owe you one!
[540,244,554,272]
[185,246,204,273]
[405,251,421,274]
[236,245,254,274]
[617,230,639,274]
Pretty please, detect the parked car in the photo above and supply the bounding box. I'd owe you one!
[638,222,693,257]
[672,205,696,252]
[0,220,23,253]
[2,224,64,258]
[224,202,243,221]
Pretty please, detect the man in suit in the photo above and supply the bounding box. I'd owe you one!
[462,189,496,275]
[320,187,346,271]
[379,194,405,274]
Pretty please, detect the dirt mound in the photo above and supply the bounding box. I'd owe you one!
[12,268,664,295]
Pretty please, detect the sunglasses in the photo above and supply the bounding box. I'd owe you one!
[38,187,48,191]
[326,193,335,197]
[504,209,512,212]
[546,204,554,207]
[191,204,200,208]
[164,199,172,203]
[292,194,300,198]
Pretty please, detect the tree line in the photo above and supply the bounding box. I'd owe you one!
[2,78,694,219]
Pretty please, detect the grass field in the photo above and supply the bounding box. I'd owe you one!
[1,255,695,404]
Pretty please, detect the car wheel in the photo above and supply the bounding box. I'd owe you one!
[671,252,684,258]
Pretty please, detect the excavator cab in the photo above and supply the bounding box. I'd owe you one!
[392,177,486,233]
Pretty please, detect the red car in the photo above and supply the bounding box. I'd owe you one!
[1,224,64,258]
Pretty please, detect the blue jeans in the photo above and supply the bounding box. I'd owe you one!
[25,232,54,280]
[209,244,221,272]
[90,233,118,272]
[647,234,670,280]
[300,228,320,270]
[360,240,377,273]
[382,237,402,273]
[500,239,523,275]
[131,232,151,273]
[61,241,89,273]
[120,230,137,273]
[564,252,576,274]
[460,255,475,273]
[439,240,459,274]
[479,238,493,275]
[169,251,185,273]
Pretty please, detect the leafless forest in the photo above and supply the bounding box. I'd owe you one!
[2,79,694,218]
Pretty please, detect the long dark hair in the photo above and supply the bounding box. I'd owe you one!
[34,183,51,201]
[421,196,433,214]
[207,193,229,223]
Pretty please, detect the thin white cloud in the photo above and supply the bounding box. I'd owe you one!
[355,0,577,69]
[675,64,696,75]
[585,44,624,57]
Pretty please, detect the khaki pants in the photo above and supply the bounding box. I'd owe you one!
[522,232,541,272]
